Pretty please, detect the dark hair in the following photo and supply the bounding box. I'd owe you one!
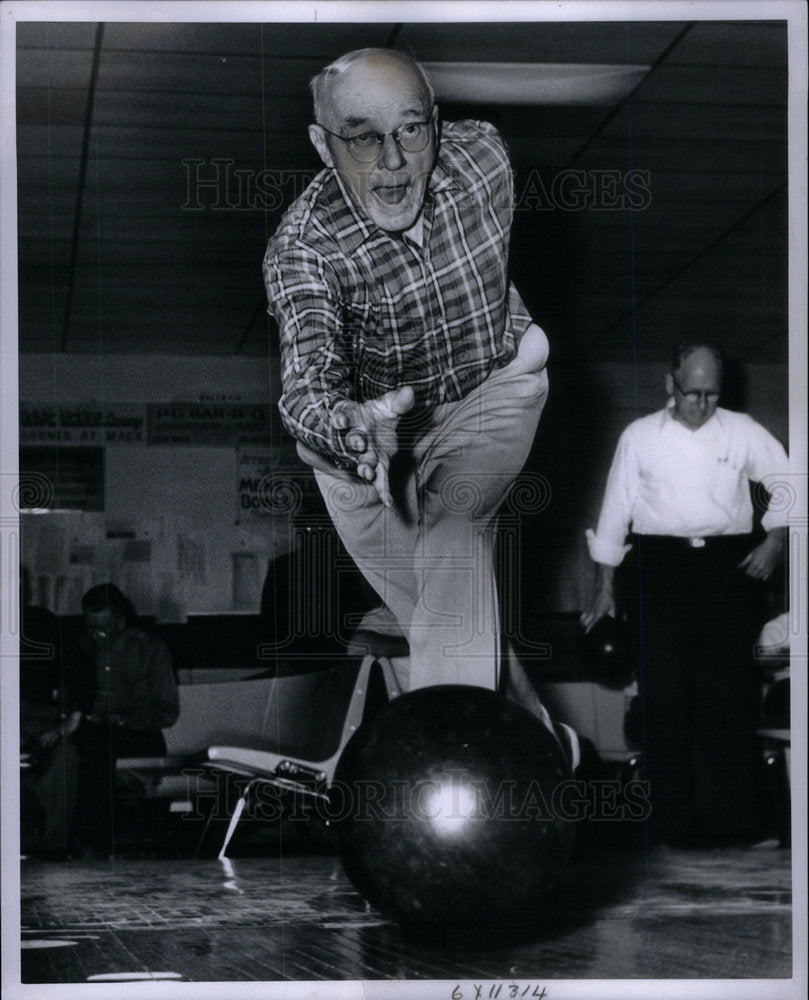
[81,583,133,620]
[671,340,724,376]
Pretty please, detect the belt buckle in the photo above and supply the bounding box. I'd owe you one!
[688,537,706,548]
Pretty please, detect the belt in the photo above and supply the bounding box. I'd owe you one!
[632,533,751,550]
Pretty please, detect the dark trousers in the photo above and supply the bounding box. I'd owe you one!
[618,534,766,845]
[74,722,166,853]
[20,704,81,857]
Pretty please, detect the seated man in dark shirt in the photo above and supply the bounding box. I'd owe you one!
[73,583,180,857]
[20,591,93,861]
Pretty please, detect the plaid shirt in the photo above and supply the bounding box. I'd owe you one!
[263,119,533,466]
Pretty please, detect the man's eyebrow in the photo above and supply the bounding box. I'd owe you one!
[342,115,370,129]
[340,107,428,130]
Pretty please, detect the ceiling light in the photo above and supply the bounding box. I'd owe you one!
[421,62,650,105]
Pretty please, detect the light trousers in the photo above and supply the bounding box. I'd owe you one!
[315,359,549,692]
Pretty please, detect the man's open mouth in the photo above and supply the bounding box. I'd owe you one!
[373,182,410,205]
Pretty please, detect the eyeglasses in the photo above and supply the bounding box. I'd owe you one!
[318,117,434,163]
[672,377,720,405]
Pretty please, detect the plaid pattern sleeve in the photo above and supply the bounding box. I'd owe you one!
[507,281,534,339]
[264,119,535,467]
[264,234,358,465]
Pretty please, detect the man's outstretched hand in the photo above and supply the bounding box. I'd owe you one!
[334,386,415,507]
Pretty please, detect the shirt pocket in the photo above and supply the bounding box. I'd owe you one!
[709,457,745,513]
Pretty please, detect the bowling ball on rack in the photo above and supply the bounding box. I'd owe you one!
[579,614,635,689]
[329,684,576,941]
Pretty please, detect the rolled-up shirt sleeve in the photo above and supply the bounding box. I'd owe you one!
[264,245,356,468]
[585,428,636,567]
[745,420,790,532]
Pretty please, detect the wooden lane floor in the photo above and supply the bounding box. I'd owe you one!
[18,837,792,986]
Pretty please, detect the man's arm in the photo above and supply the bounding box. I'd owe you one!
[122,640,179,731]
[738,526,787,582]
[264,244,359,468]
[37,710,82,748]
[580,428,636,632]
[738,417,790,582]
[580,563,616,633]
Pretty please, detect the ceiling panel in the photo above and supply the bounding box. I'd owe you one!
[13,18,790,367]
[398,21,686,65]
[630,65,787,106]
[665,20,788,66]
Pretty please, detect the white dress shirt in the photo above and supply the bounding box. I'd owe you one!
[586,404,789,566]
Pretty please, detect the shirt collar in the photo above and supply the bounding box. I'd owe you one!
[663,398,726,432]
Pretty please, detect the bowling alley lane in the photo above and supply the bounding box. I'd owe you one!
[20,837,792,984]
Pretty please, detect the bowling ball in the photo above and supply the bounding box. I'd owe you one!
[762,677,790,728]
[330,685,576,941]
[579,614,635,689]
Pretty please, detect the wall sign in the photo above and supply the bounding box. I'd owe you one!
[19,404,146,445]
[147,403,271,446]
[18,446,105,511]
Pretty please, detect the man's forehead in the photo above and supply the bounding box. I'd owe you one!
[327,60,429,125]
[338,102,426,129]
[85,608,120,622]
[676,352,723,386]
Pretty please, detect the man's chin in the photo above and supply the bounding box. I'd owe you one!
[366,190,423,234]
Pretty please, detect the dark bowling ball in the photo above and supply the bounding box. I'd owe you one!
[579,614,635,689]
[330,684,576,941]
[762,677,790,728]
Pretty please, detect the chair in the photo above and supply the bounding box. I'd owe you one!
[205,634,404,858]
[756,615,790,844]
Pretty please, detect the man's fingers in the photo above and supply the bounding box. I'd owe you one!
[376,385,415,418]
[580,609,605,634]
[346,431,367,453]
[374,462,392,508]
[581,596,615,634]
[747,561,772,582]
[390,385,415,415]
[332,388,413,497]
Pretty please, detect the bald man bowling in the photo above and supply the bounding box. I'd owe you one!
[263,49,568,752]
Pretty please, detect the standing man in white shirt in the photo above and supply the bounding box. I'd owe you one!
[581,342,788,847]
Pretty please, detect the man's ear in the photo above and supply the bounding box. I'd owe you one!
[664,373,675,396]
[309,124,334,168]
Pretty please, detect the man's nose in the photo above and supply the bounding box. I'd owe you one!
[378,133,405,170]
